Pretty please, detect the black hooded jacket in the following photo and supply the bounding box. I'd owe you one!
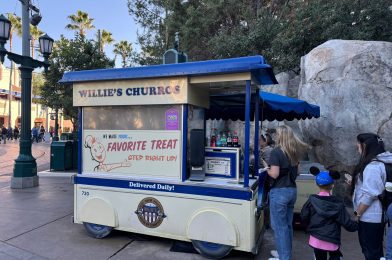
[301,194,358,245]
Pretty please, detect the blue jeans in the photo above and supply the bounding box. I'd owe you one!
[269,187,297,260]
[386,204,392,260]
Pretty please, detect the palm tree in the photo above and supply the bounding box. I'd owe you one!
[97,29,115,53]
[65,10,95,37]
[113,40,133,68]
[7,14,22,52]
[6,14,22,127]
[7,14,22,84]
[30,25,43,59]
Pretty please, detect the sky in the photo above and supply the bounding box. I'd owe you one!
[1,0,139,68]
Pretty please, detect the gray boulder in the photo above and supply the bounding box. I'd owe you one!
[263,71,300,98]
[299,40,392,170]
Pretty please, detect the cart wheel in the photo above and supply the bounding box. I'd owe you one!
[83,222,113,239]
[192,240,233,259]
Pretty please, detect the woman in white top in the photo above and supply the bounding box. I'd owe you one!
[352,133,392,260]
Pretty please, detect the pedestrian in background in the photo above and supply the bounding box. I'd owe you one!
[351,133,392,260]
[1,125,7,144]
[7,126,13,140]
[259,133,275,164]
[49,126,54,138]
[31,126,39,143]
[13,126,19,140]
[263,125,309,260]
[40,125,46,142]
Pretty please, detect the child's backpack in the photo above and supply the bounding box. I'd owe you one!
[377,161,392,224]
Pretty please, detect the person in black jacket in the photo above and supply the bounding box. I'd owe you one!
[13,126,19,140]
[301,171,358,260]
[1,125,7,144]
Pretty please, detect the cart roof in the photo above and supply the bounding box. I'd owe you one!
[207,91,320,121]
[60,55,278,85]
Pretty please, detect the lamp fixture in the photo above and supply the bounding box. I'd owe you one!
[0,14,11,63]
[39,33,54,60]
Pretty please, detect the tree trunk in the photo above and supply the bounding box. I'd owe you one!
[8,35,14,128]
[122,54,127,67]
[70,117,78,133]
[9,34,17,85]
[31,39,35,59]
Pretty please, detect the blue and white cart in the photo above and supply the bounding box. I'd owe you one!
[61,56,319,259]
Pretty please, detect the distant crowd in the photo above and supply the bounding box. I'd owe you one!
[0,125,63,144]
[0,125,20,144]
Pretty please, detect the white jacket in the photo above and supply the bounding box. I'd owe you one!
[353,151,392,223]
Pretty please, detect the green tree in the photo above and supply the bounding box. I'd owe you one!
[30,25,43,59]
[127,0,186,65]
[32,72,45,98]
[65,10,95,37]
[40,35,114,130]
[128,0,391,72]
[113,40,133,67]
[127,0,280,63]
[97,29,115,53]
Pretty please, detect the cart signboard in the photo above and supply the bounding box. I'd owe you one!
[73,77,188,107]
[83,130,181,178]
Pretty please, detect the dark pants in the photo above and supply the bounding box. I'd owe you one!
[358,221,384,260]
[313,248,342,260]
[32,135,39,143]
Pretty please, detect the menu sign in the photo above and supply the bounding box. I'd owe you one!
[206,157,231,176]
[83,130,181,178]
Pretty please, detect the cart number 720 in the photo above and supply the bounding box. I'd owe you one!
[81,191,90,196]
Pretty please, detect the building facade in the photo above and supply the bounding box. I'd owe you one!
[0,64,73,132]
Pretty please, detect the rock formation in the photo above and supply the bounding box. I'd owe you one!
[298,40,392,170]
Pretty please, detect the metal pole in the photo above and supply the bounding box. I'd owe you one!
[254,88,260,178]
[45,108,48,131]
[97,29,101,53]
[11,0,38,188]
[8,61,13,128]
[77,107,82,174]
[53,108,59,141]
[244,80,251,188]
[22,1,30,57]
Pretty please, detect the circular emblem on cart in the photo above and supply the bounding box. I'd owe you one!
[135,197,166,228]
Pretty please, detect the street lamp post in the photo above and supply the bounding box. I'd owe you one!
[53,108,60,141]
[0,2,53,189]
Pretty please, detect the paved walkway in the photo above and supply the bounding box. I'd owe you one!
[0,140,50,177]
[0,142,364,260]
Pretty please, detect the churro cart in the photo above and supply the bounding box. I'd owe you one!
[60,56,319,259]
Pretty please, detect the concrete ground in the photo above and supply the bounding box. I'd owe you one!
[0,141,365,259]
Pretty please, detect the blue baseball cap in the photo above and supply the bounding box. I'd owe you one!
[316,171,334,185]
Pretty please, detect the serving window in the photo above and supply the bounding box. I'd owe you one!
[83,105,182,130]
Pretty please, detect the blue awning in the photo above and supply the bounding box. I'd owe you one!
[206,91,320,121]
[60,56,278,85]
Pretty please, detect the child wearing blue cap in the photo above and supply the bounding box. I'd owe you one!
[301,169,358,260]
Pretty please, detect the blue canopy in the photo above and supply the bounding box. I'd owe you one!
[60,56,278,85]
[206,91,320,121]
